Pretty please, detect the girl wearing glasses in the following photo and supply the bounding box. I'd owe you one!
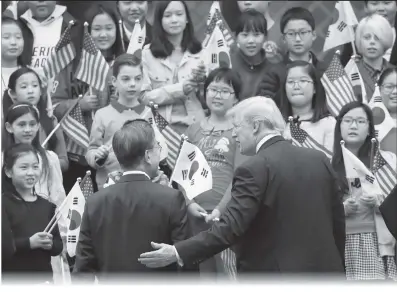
[332,101,397,280]
[184,68,246,279]
[280,61,336,154]
[378,68,397,155]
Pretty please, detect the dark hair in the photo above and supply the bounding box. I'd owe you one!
[112,119,155,169]
[280,7,316,34]
[85,4,124,60]
[331,101,376,192]
[2,143,41,200]
[2,67,58,151]
[150,1,202,58]
[279,61,329,123]
[112,53,142,77]
[1,17,30,67]
[235,9,267,36]
[378,67,397,86]
[2,104,50,180]
[202,67,242,111]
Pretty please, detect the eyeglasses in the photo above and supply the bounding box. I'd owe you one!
[206,88,235,99]
[381,84,397,94]
[283,30,313,40]
[341,117,368,126]
[286,80,314,88]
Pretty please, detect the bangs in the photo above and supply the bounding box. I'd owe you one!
[235,10,267,36]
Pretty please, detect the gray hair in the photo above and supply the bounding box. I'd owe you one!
[112,119,155,169]
[227,96,286,135]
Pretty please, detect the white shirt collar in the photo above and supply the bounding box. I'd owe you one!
[123,22,146,40]
[123,170,150,180]
[256,134,279,153]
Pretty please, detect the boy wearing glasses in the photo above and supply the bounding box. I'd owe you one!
[86,54,152,189]
[257,7,327,104]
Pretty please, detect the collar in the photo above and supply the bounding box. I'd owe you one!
[362,58,388,79]
[21,5,67,26]
[123,170,150,180]
[123,21,146,40]
[237,48,267,68]
[256,134,279,153]
[111,100,146,114]
[288,52,313,64]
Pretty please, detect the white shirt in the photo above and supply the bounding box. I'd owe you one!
[123,170,150,180]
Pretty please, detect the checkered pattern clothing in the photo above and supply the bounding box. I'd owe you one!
[345,232,397,280]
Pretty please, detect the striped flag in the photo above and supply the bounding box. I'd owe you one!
[42,24,76,79]
[203,1,233,47]
[75,29,110,92]
[151,111,182,169]
[61,103,89,157]
[80,173,94,199]
[368,85,395,142]
[321,52,356,117]
[289,121,333,159]
[373,147,397,197]
[344,58,367,103]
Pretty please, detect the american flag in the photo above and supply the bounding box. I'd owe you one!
[43,24,76,79]
[151,111,182,169]
[289,121,333,159]
[321,52,356,117]
[80,172,94,199]
[75,29,110,91]
[372,148,397,197]
[61,101,89,157]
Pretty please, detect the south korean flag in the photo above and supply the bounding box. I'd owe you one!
[171,141,212,200]
[368,85,395,143]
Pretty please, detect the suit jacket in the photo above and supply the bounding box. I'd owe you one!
[73,173,191,282]
[380,185,397,240]
[175,136,346,276]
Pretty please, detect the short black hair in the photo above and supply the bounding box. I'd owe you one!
[235,9,267,36]
[112,119,155,169]
[280,7,316,34]
[112,53,142,77]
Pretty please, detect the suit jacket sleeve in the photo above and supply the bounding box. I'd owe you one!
[380,185,397,239]
[175,160,268,265]
[73,202,98,282]
[170,191,190,243]
[2,204,15,262]
[323,156,346,263]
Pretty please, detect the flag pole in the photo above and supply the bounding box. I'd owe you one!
[41,94,84,148]
[370,138,377,172]
[119,19,126,53]
[340,140,355,199]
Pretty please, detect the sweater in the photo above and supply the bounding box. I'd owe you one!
[2,194,63,283]
[86,101,152,189]
[230,46,272,100]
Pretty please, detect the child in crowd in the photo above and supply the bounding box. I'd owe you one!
[257,7,327,103]
[2,143,63,284]
[117,0,152,50]
[86,54,152,189]
[1,18,29,96]
[230,10,271,100]
[2,67,68,172]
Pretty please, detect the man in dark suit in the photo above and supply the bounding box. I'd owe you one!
[139,97,346,279]
[380,185,397,240]
[73,119,191,282]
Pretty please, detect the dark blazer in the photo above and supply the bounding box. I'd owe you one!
[380,185,397,240]
[175,136,346,276]
[73,173,191,282]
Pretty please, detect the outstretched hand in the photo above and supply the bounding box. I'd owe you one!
[138,242,178,268]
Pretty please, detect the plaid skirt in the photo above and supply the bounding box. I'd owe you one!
[345,232,397,280]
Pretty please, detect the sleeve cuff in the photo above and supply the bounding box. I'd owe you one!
[173,246,184,267]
